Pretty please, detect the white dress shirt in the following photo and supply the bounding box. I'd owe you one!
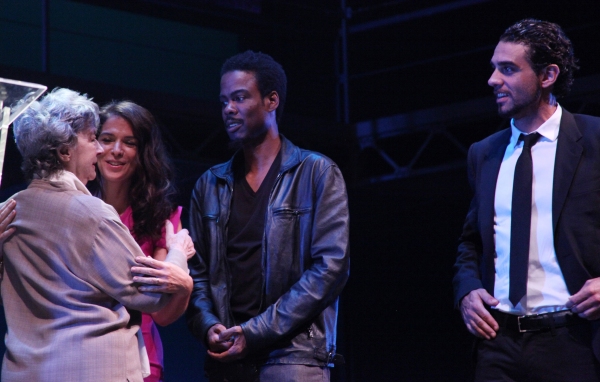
[493,105,570,315]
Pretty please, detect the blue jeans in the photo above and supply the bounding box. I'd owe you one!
[260,364,330,382]
[206,363,330,382]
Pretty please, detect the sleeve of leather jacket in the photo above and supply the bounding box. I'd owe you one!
[186,174,221,346]
[240,160,351,352]
[452,143,484,307]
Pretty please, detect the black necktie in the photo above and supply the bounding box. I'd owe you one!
[509,132,541,306]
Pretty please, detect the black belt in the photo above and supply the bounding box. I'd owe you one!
[490,309,583,333]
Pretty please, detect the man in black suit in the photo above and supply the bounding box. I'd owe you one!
[454,19,600,381]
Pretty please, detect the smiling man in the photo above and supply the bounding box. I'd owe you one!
[453,19,600,381]
[186,51,350,382]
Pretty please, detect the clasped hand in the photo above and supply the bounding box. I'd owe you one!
[206,323,248,363]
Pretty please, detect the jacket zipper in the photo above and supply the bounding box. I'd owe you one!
[222,176,236,325]
[258,172,284,313]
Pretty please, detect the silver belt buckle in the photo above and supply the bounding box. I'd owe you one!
[518,312,539,333]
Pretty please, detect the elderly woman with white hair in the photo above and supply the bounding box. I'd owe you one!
[0,88,192,382]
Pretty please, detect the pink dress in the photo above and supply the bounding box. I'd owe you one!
[120,206,183,382]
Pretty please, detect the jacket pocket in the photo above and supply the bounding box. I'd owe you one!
[265,207,312,295]
[271,207,312,218]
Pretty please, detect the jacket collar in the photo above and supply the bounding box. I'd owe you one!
[479,108,583,235]
[31,170,92,195]
[210,135,301,185]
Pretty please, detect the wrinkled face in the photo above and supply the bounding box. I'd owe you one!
[220,70,270,143]
[97,116,139,186]
[488,41,543,119]
[64,128,103,184]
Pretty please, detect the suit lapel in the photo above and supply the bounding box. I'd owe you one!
[479,129,511,239]
[479,129,511,289]
[553,110,583,231]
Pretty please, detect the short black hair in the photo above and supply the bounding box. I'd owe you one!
[500,18,579,98]
[221,50,287,122]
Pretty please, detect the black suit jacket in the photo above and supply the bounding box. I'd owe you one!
[453,109,600,360]
[453,109,600,354]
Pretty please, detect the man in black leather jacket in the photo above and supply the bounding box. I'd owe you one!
[186,50,350,381]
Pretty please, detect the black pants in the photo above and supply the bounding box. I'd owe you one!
[475,319,600,382]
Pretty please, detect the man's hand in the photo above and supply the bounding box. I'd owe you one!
[206,324,234,354]
[460,288,500,340]
[207,325,248,363]
[567,278,600,320]
[131,256,193,294]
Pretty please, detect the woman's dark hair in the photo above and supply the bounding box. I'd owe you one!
[500,18,579,98]
[92,101,177,240]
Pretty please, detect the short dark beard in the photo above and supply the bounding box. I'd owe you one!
[498,85,542,119]
[227,129,268,151]
[228,139,243,151]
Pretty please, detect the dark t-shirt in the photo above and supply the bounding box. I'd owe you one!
[227,150,282,325]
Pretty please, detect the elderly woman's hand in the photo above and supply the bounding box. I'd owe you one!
[0,199,16,245]
[0,199,17,281]
[0,199,17,260]
[182,238,196,260]
[164,220,195,262]
[131,256,193,295]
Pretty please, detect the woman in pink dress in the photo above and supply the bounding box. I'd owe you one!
[90,100,193,382]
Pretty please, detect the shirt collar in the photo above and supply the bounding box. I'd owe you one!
[47,170,92,195]
[510,104,562,147]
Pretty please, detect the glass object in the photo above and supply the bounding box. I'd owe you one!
[0,78,47,186]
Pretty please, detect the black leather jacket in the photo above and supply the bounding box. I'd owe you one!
[186,136,350,367]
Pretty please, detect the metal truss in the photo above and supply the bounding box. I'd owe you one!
[353,73,600,184]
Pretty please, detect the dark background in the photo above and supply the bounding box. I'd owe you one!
[3,1,600,380]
